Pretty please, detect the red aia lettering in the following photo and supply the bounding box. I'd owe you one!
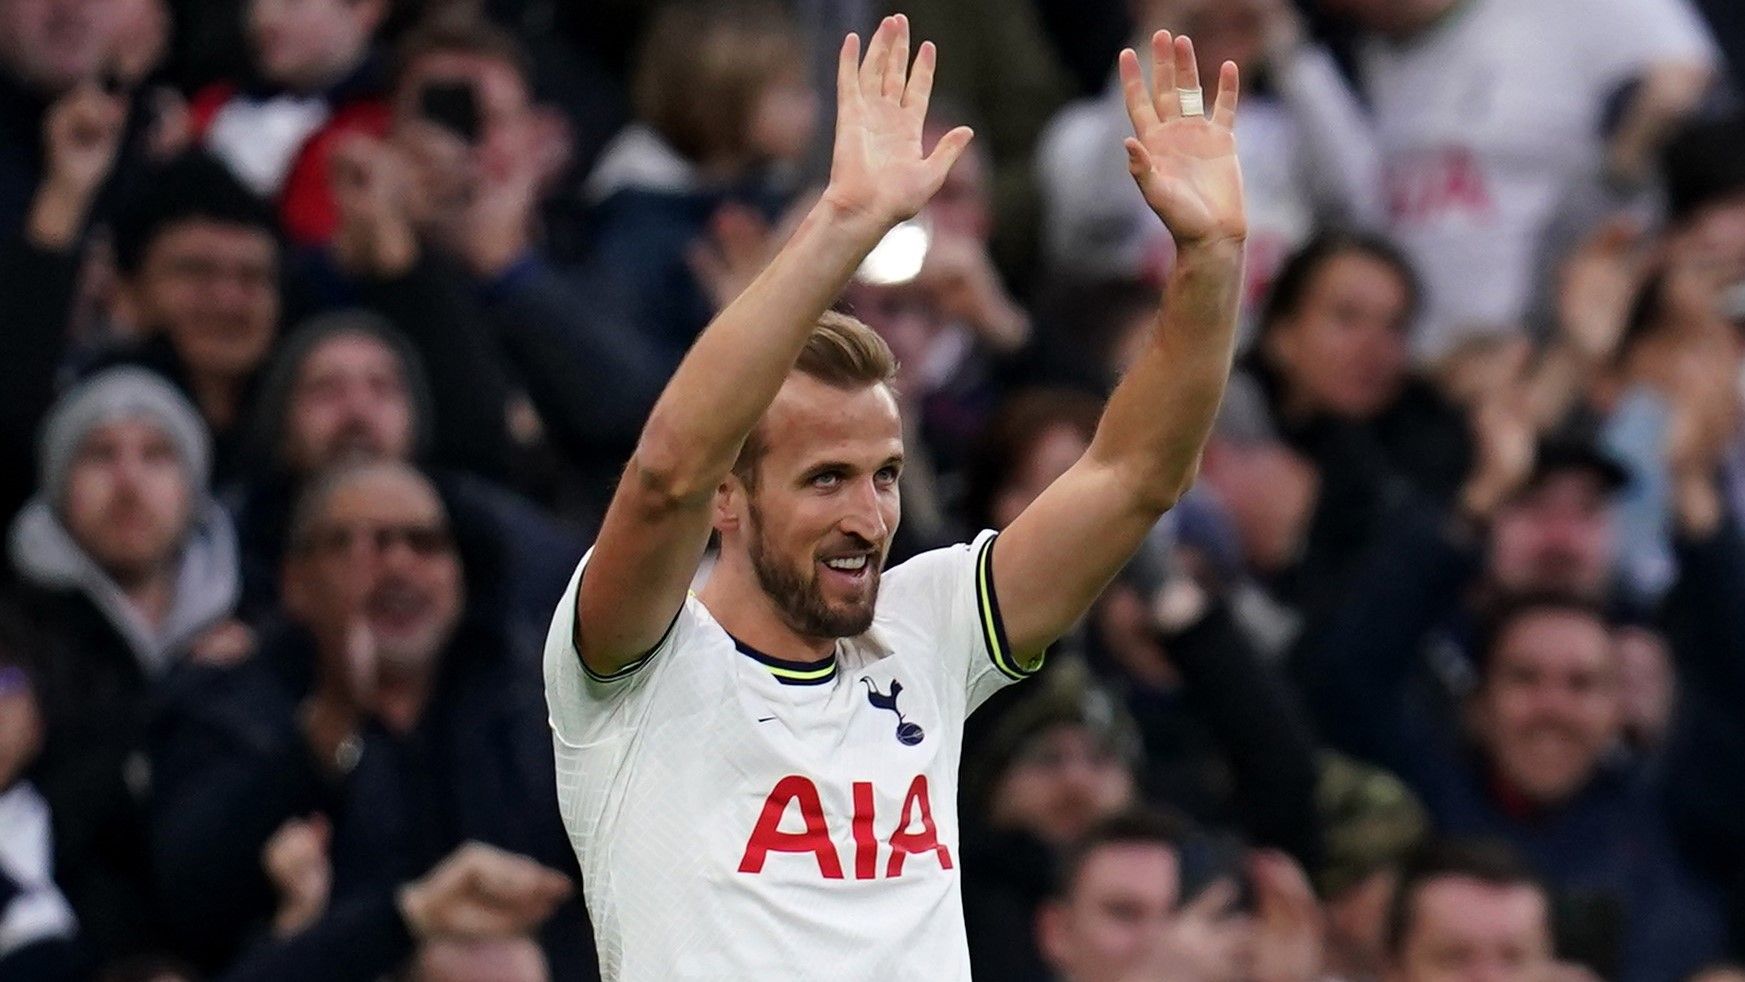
[886,775,953,877]
[738,775,953,879]
[737,775,844,879]
[852,781,878,880]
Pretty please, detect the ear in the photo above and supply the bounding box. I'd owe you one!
[713,478,744,537]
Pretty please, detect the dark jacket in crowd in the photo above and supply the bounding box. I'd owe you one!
[1299,497,1730,982]
[147,614,595,980]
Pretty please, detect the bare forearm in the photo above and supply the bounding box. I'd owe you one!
[631,199,886,500]
[1087,239,1244,508]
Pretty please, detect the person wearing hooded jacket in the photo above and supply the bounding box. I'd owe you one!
[3,366,243,968]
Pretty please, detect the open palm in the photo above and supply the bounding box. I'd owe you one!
[1119,32,1246,247]
[823,15,973,230]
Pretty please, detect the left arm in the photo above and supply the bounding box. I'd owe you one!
[995,31,1246,660]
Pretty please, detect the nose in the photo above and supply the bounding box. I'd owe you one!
[836,477,888,545]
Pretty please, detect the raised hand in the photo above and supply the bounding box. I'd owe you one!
[1119,32,1246,248]
[28,82,127,249]
[821,15,973,232]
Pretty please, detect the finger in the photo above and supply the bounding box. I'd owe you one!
[1119,48,1161,134]
[883,13,909,101]
[1183,878,1241,920]
[922,124,974,190]
[1150,31,1177,120]
[1124,138,1164,203]
[1211,61,1240,128]
[836,32,862,115]
[1173,34,1202,103]
[903,40,937,116]
[860,16,895,99]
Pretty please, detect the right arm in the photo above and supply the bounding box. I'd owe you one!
[574,15,973,674]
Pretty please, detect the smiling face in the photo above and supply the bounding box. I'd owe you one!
[1474,607,1621,806]
[287,464,463,672]
[720,373,904,642]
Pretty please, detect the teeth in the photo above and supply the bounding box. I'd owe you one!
[825,556,868,571]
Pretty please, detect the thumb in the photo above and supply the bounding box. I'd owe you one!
[923,125,974,189]
[1124,138,1166,203]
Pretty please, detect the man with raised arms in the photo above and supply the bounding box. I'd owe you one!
[543,15,1247,980]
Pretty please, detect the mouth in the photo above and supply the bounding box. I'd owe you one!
[368,583,429,633]
[817,552,875,590]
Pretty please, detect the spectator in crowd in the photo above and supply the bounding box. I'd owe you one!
[962,666,1141,979]
[1238,231,1470,504]
[229,310,584,637]
[103,152,283,480]
[1312,589,1727,980]
[1320,0,1718,360]
[1,74,128,528]
[0,652,80,982]
[1036,810,1189,982]
[149,459,591,977]
[1383,839,1557,982]
[1315,756,1430,982]
[325,14,672,524]
[6,367,242,969]
[188,0,392,246]
[0,0,139,242]
[583,0,817,357]
[1039,0,1382,316]
[1036,808,1327,982]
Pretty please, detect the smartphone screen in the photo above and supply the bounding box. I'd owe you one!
[419,81,482,145]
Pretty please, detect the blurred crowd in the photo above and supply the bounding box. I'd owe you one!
[1,0,1744,980]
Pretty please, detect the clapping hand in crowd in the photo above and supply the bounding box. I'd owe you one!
[396,842,572,942]
[331,132,419,278]
[263,814,333,938]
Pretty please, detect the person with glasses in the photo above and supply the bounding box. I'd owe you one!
[149,459,596,980]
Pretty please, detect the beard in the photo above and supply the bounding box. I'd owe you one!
[746,500,880,639]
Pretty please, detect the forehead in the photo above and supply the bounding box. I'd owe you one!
[78,416,174,451]
[1493,611,1612,668]
[1511,472,1610,513]
[147,219,277,263]
[1074,844,1178,904]
[1408,877,1549,941]
[757,375,903,469]
[316,470,445,526]
[299,332,404,381]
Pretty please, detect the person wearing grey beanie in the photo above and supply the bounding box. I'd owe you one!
[10,366,240,676]
[3,367,246,966]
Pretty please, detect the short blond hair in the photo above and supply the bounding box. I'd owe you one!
[733,312,897,488]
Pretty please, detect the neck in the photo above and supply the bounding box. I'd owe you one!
[191,373,242,431]
[699,551,837,663]
[117,564,177,630]
[1387,0,1465,41]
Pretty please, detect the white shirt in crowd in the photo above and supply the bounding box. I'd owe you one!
[1039,42,1385,334]
[543,530,1036,982]
[1358,0,1715,359]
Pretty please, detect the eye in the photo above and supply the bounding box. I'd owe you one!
[811,470,843,489]
[876,465,901,484]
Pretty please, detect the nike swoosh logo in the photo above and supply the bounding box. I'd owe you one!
[756,716,777,723]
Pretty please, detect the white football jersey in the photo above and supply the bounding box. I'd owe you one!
[543,530,1037,981]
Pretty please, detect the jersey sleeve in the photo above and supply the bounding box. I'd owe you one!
[879,529,1044,714]
[541,548,691,748]
[1576,0,1717,80]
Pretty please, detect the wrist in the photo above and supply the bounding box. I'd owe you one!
[811,192,896,249]
[26,180,93,251]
